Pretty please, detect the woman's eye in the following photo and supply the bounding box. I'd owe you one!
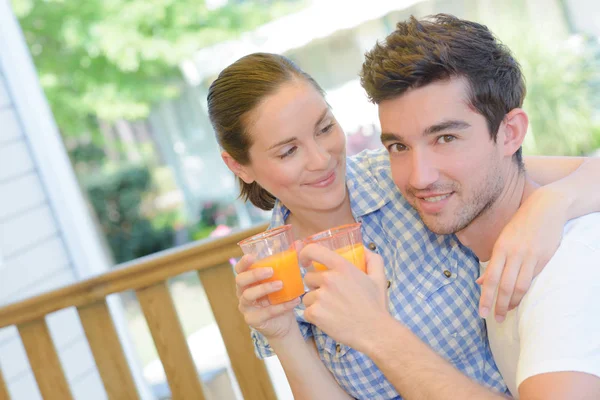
[319,123,335,135]
[279,146,297,159]
[388,143,407,153]
[437,134,456,144]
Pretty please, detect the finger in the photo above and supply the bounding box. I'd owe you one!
[475,276,483,285]
[235,267,273,288]
[241,281,284,305]
[302,289,318,307]
[304,271,326,291]
[364,250,386,289]
[507,258,536,311]
[235,254,255,274]
[238,291,269,313]
[299,243,352,272]
[493,254,523,323]
[244,298,301,327]
[479,252,507,319]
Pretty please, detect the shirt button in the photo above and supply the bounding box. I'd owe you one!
[443,270,452,278]
[387,280,391,289]
[368,242,377,251]
[335,344,341,354]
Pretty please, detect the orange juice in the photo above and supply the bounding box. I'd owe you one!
[250,248,304,304]
[313,243,366,273]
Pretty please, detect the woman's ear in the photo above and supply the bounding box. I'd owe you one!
[500,108,529,158]
[221,151,254,184]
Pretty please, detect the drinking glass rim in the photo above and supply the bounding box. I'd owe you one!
[303,222,362,244]
[237,224,293,247]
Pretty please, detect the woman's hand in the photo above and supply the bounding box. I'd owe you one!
[235,254,301,339]
[479,185,568,322]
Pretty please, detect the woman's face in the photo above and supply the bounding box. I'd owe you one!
[237,79,347,213]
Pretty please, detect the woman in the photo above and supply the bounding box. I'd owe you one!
[207,53,600,399]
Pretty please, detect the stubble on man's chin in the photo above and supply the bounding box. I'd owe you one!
[418,212,469,236]
[418,185,503,236]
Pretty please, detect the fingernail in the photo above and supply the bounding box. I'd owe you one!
[480,307,489,318]
[272,281,283,289]
[262,268,274,278]
[495,314,505,323]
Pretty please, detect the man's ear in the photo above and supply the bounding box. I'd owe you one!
[500,108,529,158]
[221,151,254,184]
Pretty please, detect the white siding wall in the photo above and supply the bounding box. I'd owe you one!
[0,2,153,399]
[0,65,107,400]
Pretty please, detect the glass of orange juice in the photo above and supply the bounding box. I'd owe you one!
[238,225,305,305]
[303,223,366,273]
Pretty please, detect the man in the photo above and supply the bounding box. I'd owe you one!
[301,14,600,399]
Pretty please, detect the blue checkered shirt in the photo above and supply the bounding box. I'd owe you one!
[252,148,509,399]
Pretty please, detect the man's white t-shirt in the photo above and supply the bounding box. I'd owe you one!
[480,212,600,398]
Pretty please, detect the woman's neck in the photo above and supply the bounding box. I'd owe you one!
[285,192,355,240]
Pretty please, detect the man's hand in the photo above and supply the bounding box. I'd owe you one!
[299,244,389,351]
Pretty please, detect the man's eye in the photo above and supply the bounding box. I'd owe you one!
[387,143,407,153]
[437,135,456,144]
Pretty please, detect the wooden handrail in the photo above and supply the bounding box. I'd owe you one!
[0,222,277,400]
[0,223,268,328]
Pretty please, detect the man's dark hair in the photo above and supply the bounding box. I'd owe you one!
[360,14,526,166]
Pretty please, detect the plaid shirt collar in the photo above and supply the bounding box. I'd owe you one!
[270,154,395,227]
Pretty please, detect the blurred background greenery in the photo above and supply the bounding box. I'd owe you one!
[11,0,600,397]
[13,0,600,266]
[10,1,600,396]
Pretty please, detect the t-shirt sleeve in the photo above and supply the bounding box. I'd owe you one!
[251,301,314,358]
[516,238,600,389]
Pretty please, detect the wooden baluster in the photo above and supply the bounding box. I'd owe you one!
[199,263,277,400]
[0,365,10,400]
[78,300,140,400]
[136,282,206,400]
[18,319,74,400]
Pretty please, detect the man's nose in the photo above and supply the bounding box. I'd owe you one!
[408,150,439,190]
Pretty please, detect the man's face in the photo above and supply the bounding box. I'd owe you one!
[379,78,506,235]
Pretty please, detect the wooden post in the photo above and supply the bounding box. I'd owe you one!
[199,264,277,400]
[18,319,74,400]
[78,300,140,400]
[136,282,206,400]
[0,365,10,400]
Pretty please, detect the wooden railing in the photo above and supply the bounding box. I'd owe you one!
[0,223,274,400]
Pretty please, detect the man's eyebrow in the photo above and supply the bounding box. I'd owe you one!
[424,120,471,135]
[380,132,403,143]
[380,120,470,144]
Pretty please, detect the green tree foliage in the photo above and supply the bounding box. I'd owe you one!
[12,0,303,138]
[516,38,600,155]
[488,11,600,156]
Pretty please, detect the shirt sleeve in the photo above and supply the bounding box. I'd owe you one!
[251,301,314,358]
[516,238,600,389]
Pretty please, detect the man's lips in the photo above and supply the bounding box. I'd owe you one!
[416,192,453,202]
[413,192,454,214]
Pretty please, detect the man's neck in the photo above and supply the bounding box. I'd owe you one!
[456,169,539,262]
[285,192,356,240]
